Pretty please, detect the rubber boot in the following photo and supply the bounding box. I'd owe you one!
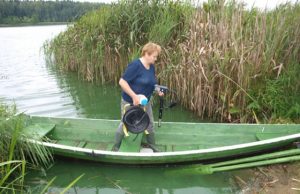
[146,133,160,152]
[111,132,124,151]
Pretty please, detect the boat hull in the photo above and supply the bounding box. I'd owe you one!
[25,115,300,164]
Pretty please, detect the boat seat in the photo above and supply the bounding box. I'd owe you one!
[119,133,143,152]
[140,148,153,153]
[22,123,56,139]
[77,141,87,148]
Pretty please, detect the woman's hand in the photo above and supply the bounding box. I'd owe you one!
[132,95,140,106]
[158,91,164,97]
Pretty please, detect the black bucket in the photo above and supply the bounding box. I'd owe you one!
[123,106,150,134]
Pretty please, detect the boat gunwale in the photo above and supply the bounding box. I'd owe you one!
[30,115,300,126]
[27,133,300,157]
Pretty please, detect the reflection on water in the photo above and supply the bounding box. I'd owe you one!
[51,69,202,121]
[1,25,240,193]
[0,25,78,117]
[26,159,236,194]
[0,25,200,122]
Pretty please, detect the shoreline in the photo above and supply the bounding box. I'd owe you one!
[0,22,71,27]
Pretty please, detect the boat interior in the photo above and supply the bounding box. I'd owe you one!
[23,115,300,153]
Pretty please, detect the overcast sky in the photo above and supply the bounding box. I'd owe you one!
[75,0,298,10]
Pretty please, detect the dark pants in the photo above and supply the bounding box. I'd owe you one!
[112,98,157,152]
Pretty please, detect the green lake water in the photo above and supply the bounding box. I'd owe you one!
[26,160,236,193]
[0,25,244,193]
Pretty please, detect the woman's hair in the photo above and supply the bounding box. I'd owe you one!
[141,42,161,56]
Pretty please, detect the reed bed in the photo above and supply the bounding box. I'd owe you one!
[0,102,53,193]
[45,0,300,123]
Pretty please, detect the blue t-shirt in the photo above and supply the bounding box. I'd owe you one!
[121,59,157,103]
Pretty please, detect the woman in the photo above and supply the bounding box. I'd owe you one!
[112,42,163,152]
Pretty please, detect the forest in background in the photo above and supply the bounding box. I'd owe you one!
[0,0,104,24]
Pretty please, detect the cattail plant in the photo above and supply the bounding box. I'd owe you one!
[45,0,300,123]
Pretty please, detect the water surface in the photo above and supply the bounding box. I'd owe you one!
[0,25,241,193]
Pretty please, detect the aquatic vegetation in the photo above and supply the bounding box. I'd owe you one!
[0,102,52,192]
[45,0,300,123]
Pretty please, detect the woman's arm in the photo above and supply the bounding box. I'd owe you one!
[119,78,140,105]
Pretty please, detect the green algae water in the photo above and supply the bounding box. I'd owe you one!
[0,25,243,193]
[25,159,236,193]
[45,67,202,122]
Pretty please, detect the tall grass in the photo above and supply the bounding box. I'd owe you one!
[45,0,300,123]
[44,0,193,83]
[0,102,53,193]
[167,0,300,122]
[0,102,85,193]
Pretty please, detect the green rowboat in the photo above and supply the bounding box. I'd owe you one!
[23,115,300,164]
